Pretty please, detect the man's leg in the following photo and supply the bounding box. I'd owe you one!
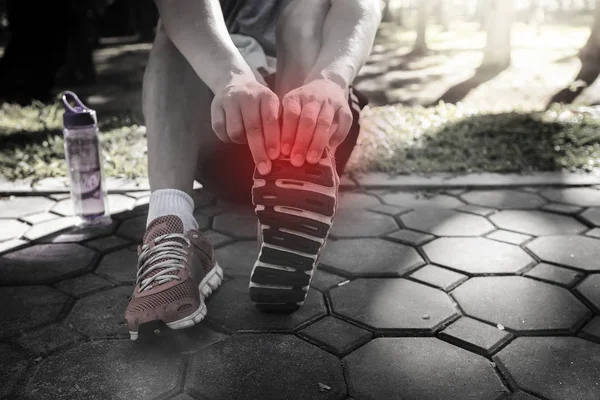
[143,20,221,231]
[124,21,225,340]
[274,0,330,98]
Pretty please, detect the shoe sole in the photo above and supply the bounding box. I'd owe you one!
[129,261,223,340]
[250,157,337,312]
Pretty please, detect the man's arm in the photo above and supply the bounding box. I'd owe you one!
[154,0,281,175]
[305,0,382,90]
[281,0,381,166]
[154,0,253,93]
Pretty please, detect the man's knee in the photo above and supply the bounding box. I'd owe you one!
[277,0,329,43]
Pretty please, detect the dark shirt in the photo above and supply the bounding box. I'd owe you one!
[220,0,294,57]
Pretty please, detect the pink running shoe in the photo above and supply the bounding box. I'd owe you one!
[124,215,223,340]
[250,148,339,312]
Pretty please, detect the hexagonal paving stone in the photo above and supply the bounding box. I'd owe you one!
[368,204,409,216]
[453,276,591,332]
[54,273,113,297]
[95,248,138,284]
[541,202,582,215]
[215,241,257,277]
[16,323,85,356]
[344,337,507,400]
[527,236,600,272]
[587,228,600,238]
[84,235,130,252]
[385,229,435,245]
[338,192,380,208]
[0,196,54,218]
[0,243,97,285]
[65,286,132,338]
[187,334,345,400]
[213,208,258,239]
[330,209,398,238]
[439,317,512,356]
[0,285,70,339]
[456,204,496,216]
[581,316,600,342]
[200,230,233,248]
[205,279,325,332]
[410,265,468,291]
[0,238,28,254]
[190,210,211,230]
[52,194,137,216]
[39,219,119,244]
[116,215,146,242]
[581,207,600,226]
[382,191,464,209]
[0,344,28,398]
[310,269,348,292]
[23,340,185,400]
[495,337,600,400]
[489,210,586,236]
[424,237,534,274]
[541,187,600,207]
[22,216,79,241]
[486,230,532,245]
[320,238,424,277]
[525,263,583,287]
[330,279,457,332]
[460,190,545,209]
[401,209,494,237]
[299,316,371,356]
[507,391,542,400]
[0,219,29,241]
[576,274,600,311]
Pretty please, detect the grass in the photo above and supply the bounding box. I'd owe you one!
[350,102,600,175]
[2,101,600,182]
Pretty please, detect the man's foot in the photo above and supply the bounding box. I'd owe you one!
[124,215,223,340]
[250,148,339,312]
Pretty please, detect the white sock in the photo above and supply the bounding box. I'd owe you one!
[147,189,198,233]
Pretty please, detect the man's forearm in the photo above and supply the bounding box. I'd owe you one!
[155,0,254,93]
[305,0,381,90]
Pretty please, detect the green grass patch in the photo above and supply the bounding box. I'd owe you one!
[349,102,600,175]
[2,102,600,182]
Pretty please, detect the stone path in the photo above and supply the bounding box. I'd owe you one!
[1,186,600,399]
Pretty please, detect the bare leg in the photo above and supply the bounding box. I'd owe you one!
[275,0,330,98]
[142,21,220,195]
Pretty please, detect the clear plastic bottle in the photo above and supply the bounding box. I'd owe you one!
[61,91,111,225]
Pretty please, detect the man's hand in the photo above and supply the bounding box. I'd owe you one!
[211,74,281,175]
[280,79,353,167]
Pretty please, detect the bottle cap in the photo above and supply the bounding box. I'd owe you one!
[61,91,97,128]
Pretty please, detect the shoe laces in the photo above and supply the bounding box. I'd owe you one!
[136,233,191,292]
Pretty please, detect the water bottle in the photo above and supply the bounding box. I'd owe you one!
[61,91,111,225]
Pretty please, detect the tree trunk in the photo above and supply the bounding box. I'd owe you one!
[481,0,514,70]
[382,0,394,22]
[435,0,450,31]
[412,0,429,55]
[580,0,600,62]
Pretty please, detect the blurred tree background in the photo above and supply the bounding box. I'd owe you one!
[4,0,600,181]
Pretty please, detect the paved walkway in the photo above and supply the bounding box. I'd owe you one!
[1,186,600,400]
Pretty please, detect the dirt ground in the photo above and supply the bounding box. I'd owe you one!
[52,22,600,121]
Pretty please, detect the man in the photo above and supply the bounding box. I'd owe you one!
[125,0,381,340]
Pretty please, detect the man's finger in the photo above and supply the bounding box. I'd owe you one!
[306,103,335,164]
[280,95,301,157]
[241,99,271,175]
[290,101,321,167]
[210,103,230,143]
[261,92,281,160]
[329,107,353,149]
[224,99,247,144]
